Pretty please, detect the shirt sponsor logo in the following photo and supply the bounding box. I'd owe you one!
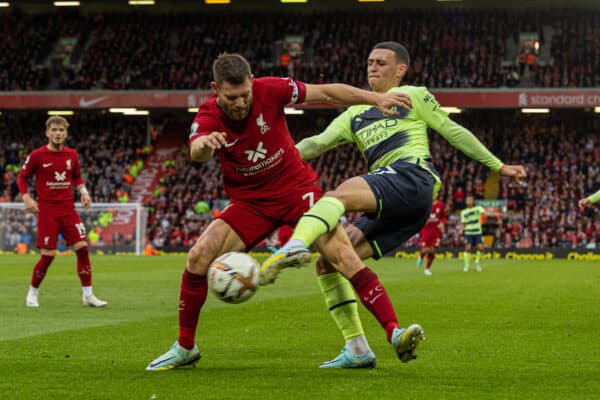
[244,141,268,162]
[235,147,285,177]
[54,171,66,181]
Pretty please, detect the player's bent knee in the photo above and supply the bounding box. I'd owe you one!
[41,248,56,257]
[187,240,216,275]
[72,241,87,251]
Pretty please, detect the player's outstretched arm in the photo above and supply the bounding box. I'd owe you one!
[579,189,600,209]
[436,118,527,182]
[296,112,353,160]
[303,83,412,115]
[190,131,228,162]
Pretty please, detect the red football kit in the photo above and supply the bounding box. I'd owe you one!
[419,200,446,248]
[189,77,322,248]
[17,145,87,249]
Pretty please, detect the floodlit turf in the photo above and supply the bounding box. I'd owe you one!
[1,254,599,399]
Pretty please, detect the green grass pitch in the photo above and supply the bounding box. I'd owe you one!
[1,255,599,399]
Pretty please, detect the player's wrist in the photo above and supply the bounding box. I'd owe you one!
[79,186,89,196]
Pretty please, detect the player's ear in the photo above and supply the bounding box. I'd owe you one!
[210,81,219,95]
[395,63,407,79]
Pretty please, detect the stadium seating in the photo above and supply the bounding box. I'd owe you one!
[1,9,599,90]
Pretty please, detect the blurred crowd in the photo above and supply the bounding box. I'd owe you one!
[1,8,600,90]
[1,110,598,251]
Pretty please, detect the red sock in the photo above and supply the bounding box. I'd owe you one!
[31,255,54,288]
[178,269,208,350]
[350,267,399,342]
[426,253,435,269]
[76,247,92,287]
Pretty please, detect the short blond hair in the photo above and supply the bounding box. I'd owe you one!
[45,116,70,130]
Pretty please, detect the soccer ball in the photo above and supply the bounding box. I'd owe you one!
[208,252,259,304]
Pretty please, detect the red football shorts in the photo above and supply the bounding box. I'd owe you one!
[219,185,323,249]
[37,207,86,249]
[419,227,441,248]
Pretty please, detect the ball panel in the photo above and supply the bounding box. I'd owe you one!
[207,252,259,304]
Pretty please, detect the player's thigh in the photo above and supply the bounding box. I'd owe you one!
[37,211,60,249]
[326,176,377,213]
[353,209,430,260]
[217,201,283,249]
[188,218,246,275]
[58,210,87,246]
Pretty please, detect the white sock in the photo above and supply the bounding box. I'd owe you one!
[286,239,306,248]
[82,286,93,297]
[346,336,371,356]
[28,286,39,296]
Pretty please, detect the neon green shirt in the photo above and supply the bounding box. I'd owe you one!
[460,206,486,236]
[296,86,504,190]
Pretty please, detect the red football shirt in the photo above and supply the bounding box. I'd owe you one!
[189,77,318,202]
[423,200,447,230]
[17,145,84,208]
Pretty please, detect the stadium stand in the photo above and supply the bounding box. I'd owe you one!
[0,9,598,90]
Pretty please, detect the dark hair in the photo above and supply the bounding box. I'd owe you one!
[212,53,252,86]
[373,41,410,68]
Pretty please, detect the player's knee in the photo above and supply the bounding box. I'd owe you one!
[187,240,215,274]
[41,249,56,257]
[73,241,87,251]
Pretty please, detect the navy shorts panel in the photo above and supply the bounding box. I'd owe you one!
[353,161,435,259]
[464,234,483,246]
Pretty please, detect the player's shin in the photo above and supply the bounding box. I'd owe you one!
[318,272,369,354]
[76,246,92,287]
[349,267,399,343]
[178,269,208,350]
[426,253,435,269]
[31,255,54,288]
[290,197,345,247]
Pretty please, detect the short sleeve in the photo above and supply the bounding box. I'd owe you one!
[188,112,221,146]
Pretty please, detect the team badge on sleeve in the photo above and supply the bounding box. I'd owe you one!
[189,122,199,140]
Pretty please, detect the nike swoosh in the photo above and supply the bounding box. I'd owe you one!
[224,139,239,148]
[79,96,109,108]
[43,163,52,168]
[149,356,175,368]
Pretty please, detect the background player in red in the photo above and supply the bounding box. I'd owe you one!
[17,116,107,308]
[416,193,447,275]
[146,53,412,371]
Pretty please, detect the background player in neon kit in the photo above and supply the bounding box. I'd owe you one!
[416,193,447,275]
[17,116,107,308]
[146,53,412,371]
[261,42,527,367]
[460,195,486,272]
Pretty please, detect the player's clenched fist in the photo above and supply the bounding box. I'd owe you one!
[198,131,228,150]
[190,131,228,162]
[499,164,527,184]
